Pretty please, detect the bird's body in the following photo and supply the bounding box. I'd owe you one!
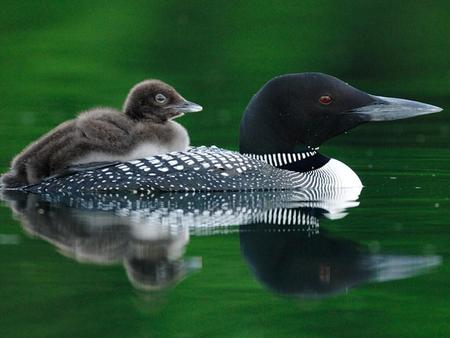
[26,146,361,194]
[69,108,190,165]
[4,73,441,193]
[1,80,202,188]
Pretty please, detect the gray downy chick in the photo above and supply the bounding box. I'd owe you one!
[1,80,202,188]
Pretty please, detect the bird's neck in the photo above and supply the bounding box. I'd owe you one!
[239,93,329,172]
[126,112,167,124]
[242,149,329,172]
[239,119,329,172]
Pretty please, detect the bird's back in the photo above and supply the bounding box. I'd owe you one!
[23,146,362,194]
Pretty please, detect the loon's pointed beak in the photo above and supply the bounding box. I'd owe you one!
[352,95,442,121]
[171,100,203,113]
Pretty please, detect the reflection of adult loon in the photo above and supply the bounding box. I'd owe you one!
[240,224,441,297]
[2,189,440,295]
[4,186,362,233]
[1,186,361,291]
[18,73,442,193]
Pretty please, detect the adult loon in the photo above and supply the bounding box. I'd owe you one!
[13,73,442,194]
[1,80,202,188]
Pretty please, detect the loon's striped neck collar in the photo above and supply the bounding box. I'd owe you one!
[243,147,330,172]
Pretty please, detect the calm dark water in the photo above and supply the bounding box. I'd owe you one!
[0,1,449,337]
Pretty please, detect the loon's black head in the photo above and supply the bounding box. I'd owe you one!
[124,80,202,123]
[239,73,442,154]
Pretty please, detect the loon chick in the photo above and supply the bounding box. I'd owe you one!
[1,80,202,188]
[20,73,442,194]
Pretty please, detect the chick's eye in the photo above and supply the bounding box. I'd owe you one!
[319,95,333,105]
[155,93,167,104]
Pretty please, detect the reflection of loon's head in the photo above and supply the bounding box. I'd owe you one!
[240,73,442,153]
[240,224,441,297]
[240,227,367,297]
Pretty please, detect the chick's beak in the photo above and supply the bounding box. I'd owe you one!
[170,100,203,113]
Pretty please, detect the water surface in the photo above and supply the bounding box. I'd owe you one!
[1,153,448,337]
[0,1,449,337]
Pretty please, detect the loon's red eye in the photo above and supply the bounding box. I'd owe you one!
[319,95,333,105]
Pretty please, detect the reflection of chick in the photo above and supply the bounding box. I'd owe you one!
[1,190,201,291]
[124,223,201,291]
[124,248,201,291]
[2,80,202,188]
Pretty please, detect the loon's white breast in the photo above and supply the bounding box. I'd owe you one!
[311,158,363,188]
[243,151,362,189]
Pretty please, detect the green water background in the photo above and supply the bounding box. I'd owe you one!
[0,1,449,337]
